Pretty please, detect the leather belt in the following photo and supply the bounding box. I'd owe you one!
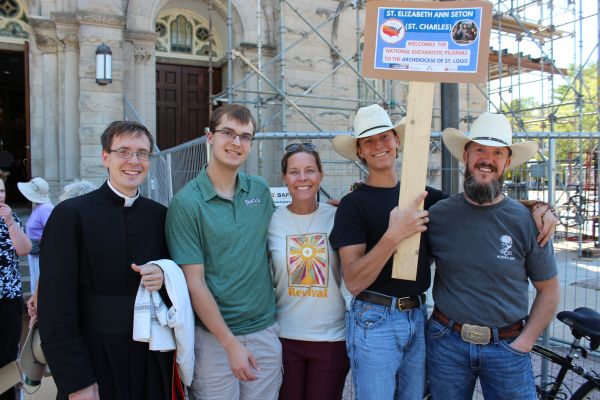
[356,291,425,311]
[432,308,523,341]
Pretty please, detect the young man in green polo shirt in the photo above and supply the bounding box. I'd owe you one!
[165,104,280,400]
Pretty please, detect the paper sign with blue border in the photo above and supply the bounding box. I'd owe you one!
[362,0,492,83]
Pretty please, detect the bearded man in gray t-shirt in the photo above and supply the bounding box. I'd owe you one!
[426,112,559,400]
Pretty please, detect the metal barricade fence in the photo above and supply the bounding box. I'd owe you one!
[143,132,600,386]
[143,133,370,206]
[145,136,210,206]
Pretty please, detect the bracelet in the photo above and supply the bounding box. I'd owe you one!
[531,200,546,211]
[532,201,558,219]
[543,207,559,220]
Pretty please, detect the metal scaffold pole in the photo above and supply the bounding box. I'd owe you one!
[441,82,460,195]
[227,0,233,103]
[256,0,263,131]
[541,0,556,387]
[355,0,363,108]
[576,0,584,255]
[597,0,600,247]
[279,0,287,133]
[438,0,460,195]
[257,0,264,176]
[496,0,503,110]
[208,0,214,117]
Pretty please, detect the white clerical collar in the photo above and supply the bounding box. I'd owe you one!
[107,179,139,207]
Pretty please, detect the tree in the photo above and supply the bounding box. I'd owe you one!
[498,64,599,186]
[553,62,598,132]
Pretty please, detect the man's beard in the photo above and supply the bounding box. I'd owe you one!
[463,163,504,204]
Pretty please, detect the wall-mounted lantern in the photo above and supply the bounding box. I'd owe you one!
[95,43,112,85]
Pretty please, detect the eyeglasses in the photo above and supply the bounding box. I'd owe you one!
[110,148,151,161]
[284,143,318,153]
[214,129,254,143]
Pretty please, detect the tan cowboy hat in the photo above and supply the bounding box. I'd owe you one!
[17,177,51,204]
[442,112,538,168]
[18,321,47,386]
[333,104,405,161]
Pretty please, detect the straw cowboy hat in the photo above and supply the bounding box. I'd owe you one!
[442,112,538,168]
[18,321,47,386]
[333,104,405,161]
[17,177,51,204]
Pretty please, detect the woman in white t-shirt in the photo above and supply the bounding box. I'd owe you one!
[268,143,350,400]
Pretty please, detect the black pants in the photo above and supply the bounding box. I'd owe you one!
[0,297,23,400]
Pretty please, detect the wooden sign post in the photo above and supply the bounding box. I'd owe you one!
[393,81,435,280]
[362,0,492,280]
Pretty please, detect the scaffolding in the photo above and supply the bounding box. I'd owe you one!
[142,0,600,238]
[211,0,398,128]
[485,1,599,247]
[193,0,598,219]
[198,1,597,129]
[143,0,594,242]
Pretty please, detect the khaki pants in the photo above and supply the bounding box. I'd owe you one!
[190,324,282,400]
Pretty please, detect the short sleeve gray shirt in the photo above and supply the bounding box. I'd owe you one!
[427,193,557,327]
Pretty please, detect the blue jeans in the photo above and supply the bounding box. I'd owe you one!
[426,317,536,400]
[346,298,426,400]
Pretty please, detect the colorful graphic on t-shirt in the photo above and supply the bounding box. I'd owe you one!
[287,233,328,288]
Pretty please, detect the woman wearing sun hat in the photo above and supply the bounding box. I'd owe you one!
[17,177,54,293]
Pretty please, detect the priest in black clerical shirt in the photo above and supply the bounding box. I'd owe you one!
[38,121,173,400]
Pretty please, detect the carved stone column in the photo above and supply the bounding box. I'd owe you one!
[125,30,156,131]
[30,17,60,181]
[54,12,80,181]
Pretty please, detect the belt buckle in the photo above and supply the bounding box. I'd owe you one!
[396,296,415,311]
[461,324,491,345]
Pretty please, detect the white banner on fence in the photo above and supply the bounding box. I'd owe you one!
[270,187,292,207]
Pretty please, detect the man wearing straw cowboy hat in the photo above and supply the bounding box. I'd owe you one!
[329,105,557,400]
[330,104,444,399]
[426,112,559,400]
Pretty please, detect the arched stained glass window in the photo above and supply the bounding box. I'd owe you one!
[155,9,222,60]
[170,15,192,53]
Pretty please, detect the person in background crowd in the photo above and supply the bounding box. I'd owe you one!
[268,143,350,400]
[0,177,32,400]
[17,177,54,293]
[58,180,97,203]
